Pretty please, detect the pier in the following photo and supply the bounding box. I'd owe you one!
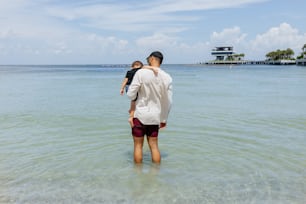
[265,60,296,65]
[205,46,271,65]
[204,46,297,66]
[201,45,306,66]
[202,59,305,66]
[296,59,306,66]
[203,60,265,65]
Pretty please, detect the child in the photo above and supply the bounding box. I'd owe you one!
[120,60,158,127]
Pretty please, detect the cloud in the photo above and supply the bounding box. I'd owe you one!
[210,26,248,46]
[45,3,193,32]
[51,42,72,55]
[136,33,179,49]
[1,0,305,64]
[0,0,267,42]
[250,23,306,53]
[159,0,268,12]
[0,0,27,11]
[134,32,211,63]
[43,0,267,32]
[206,23,306,60]
[0,29,17,39]
[83,34,129,55]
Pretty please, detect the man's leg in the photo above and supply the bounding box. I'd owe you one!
[133,136,144,163]
[147,136,161,164]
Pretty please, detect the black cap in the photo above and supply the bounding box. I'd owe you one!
[147,51,163,64]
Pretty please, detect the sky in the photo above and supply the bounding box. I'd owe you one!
[0,0,306,64]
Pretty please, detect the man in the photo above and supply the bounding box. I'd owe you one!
[127,51,173,164]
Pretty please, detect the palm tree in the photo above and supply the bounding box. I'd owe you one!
[266,48,295,60]
[285,48,294,59]
[303,44,306,58]
[266,52,273,60]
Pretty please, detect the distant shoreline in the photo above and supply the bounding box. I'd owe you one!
[0,60,305,67]
[200,59,303,66]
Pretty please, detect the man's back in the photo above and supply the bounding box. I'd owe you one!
[127,68,172,125]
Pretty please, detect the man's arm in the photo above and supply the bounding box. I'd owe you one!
[160,77,173,126]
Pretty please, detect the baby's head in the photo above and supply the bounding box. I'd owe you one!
[131,61,143,68]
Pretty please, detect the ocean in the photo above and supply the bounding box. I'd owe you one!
[0,64,305,203]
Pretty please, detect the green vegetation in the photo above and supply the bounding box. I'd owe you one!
[265,48,295,61]
[297,44,306,59]
[226,53,245,61]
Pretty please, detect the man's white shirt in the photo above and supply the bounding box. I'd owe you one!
[127,68,172,125]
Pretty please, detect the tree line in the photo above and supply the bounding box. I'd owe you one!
[265,48,295,61]
[266,44,306,61]
[226,53,245,61]
[297,44,306,59]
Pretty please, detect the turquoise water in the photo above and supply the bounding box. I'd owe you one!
[0,64,305,203]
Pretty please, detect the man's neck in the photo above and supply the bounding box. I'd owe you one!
[150,62,160,68]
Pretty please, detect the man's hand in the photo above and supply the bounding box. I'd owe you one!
[160,122,166,129]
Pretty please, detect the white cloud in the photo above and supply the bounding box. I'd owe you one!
[0,0,267,43]
[0,29,18,39]
[136,33,178,49]
[204,23,306,60]
[135,32,212,63]
[0,0,27,11]
[160,0,268,12]
[51,42,72,55]
[43,0,267,32]
[45,3,192,32]
[210,26,248,46]
[84,34,129,54]
[250,23,306,55]
[1,0,306,64]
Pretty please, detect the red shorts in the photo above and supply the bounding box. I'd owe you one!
[132,118,159,137]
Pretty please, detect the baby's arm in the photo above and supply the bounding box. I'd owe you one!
[143,65,159,75]
[120,78,128,95]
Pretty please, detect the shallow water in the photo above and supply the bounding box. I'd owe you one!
[0,64,305,203]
